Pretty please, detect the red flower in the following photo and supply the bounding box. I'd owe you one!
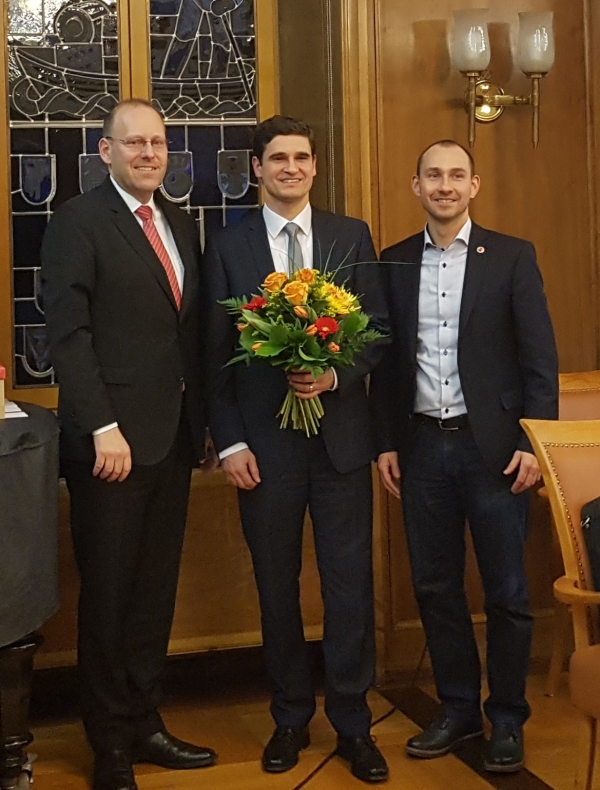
[241,296,267,312]
[314,317,339,339]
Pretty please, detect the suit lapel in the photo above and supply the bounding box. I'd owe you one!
[245,210,275,284]
[394,232,424,361]
[158,193,197,316]
[101,178,178,312]
[311,209,338,273]
[459,223,490,333]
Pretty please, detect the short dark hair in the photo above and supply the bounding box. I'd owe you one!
[102,99,163,137]
[416,139,476,177]
[252,115,316,162]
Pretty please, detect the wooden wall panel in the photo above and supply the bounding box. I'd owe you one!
[376,0,597,374]
[340,0,599,680]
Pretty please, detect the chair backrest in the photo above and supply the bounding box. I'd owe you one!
[521,418,600,649]
[559,371,600,420]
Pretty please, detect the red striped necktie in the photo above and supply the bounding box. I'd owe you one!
[135,204,182,309]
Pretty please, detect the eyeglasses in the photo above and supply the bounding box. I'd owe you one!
[105,136,168,154]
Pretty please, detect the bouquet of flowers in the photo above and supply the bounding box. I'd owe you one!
[220,267,385,437]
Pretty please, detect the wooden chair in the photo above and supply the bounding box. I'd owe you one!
[521,417,600,790]
[542,371,600,695]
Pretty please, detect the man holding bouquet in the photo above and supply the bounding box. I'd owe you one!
[204,115,389,783]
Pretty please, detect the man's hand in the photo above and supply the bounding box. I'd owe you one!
[378,451,401,499]
[200,434,219,474]
[222,448,261,490]
[287,369,335,400]
[503,450,541,494]
[93,427,132,482]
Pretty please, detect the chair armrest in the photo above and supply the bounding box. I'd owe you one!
[554,576,600,605]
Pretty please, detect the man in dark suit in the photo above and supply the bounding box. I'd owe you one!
[203,116,389,783]
[41,100,216,790]
[370,140,558,772]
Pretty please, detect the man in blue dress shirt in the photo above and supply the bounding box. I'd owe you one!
[370,140,558,773]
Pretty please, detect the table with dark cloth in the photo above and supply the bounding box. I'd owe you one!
[0,402,60,789]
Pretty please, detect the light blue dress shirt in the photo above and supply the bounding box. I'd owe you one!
[414,218,471,419]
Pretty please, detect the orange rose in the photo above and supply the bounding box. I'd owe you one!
[294,268,317,284]
[251,342,262,352]
[283,281,309,306]
[306,324,318,336]
[327,342,340,353]
[237,323,247,332]
[262,272,288,293]
[294,305,309,319]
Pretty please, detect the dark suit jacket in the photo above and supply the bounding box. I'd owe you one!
[41,177,206,466]
[369,223,559,477]
[203,208,389,475]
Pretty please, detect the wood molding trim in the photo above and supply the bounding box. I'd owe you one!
[584,0,600,367]
[340,0,380,243]
[128,0,151,99]
[255,0,280,120]
[117,0,132,98]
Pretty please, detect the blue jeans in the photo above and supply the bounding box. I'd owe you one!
[401,419,532,726]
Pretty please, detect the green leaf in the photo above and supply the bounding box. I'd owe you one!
[239,327,260,351]
[253,342,285,357]
[339,312,362,334]
[304,337,323,358]
[241,311,272,333]
[298,347,318,362]
[270,324,289,345]
[224,353,250,367]
[306,305,318,323]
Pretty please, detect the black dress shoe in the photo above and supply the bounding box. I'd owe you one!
[132,730,217,769]
[262,727,310,773]
[406,713,483,758]
[336,736,389,783]
[484,724,524,773]
[93,749,137,790]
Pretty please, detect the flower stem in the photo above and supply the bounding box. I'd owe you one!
[277,388,324,436]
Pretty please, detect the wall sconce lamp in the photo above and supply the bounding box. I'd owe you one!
[452,9,555,148]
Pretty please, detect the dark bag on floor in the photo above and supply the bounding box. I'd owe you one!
[581,495,600,590]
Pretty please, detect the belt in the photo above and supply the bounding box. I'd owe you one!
[414,413,470,431]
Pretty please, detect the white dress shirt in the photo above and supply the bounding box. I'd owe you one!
[414,218,471,419]
[93,177,185,437]
[219,203,337,461]
[263,202,313,272]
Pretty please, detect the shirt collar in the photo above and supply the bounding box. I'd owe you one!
[110,175,158,216]
[424,217,472,250]
[263,202,312,240]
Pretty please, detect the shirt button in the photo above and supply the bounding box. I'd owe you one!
[445,408,449,413]
[442,321,447,327]
[443,350,448,356]
[441,292,446,297]
[445,379,449,385]
[442,263,447,268]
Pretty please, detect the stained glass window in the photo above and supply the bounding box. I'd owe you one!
[150,0,259,244]
[8,0,120,386]
[7,0,259,388]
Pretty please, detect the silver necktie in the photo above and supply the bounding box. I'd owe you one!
[283,222,304,275]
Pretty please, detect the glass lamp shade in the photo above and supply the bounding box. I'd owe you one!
[517,11,555,74]
[452,9,491,72]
